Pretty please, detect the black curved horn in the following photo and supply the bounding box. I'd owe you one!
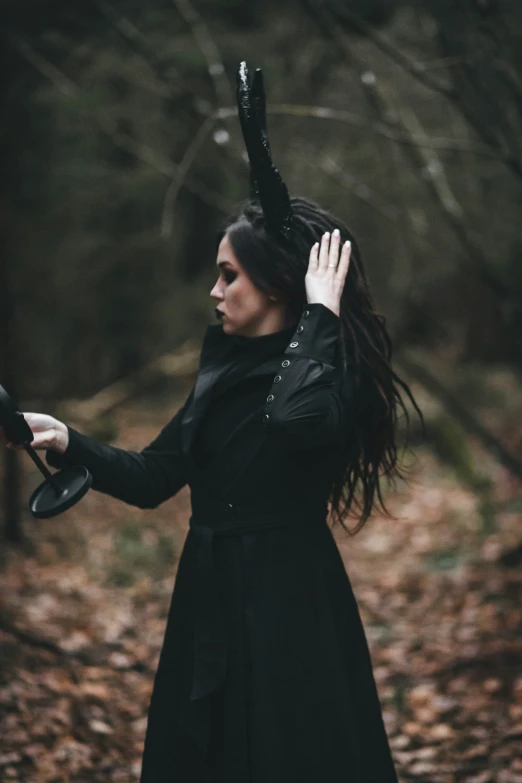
[236,61,294,242]
[249,68,271,199]
[251,68,270,153]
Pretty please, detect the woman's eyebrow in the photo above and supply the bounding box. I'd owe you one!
[217,260,234,268]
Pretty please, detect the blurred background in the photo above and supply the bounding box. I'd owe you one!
[1,1,521,781]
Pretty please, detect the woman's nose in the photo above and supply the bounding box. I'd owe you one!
[210,281,222,299]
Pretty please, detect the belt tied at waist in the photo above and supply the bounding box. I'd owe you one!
[188,505,327,704]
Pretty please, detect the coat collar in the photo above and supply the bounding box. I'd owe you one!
[181,321,295,458]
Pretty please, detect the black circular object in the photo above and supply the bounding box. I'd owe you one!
[29,466,92,519]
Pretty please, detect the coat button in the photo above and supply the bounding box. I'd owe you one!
[303,310,310,318]
[262,414,270,423]
[297,325,304,334]
[290,341,298,348]
[282,359,290,367]
[267,394,275,403]
[274,375,282,383]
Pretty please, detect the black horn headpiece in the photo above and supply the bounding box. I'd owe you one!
[236,61,294,243]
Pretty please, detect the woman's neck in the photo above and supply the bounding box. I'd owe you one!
[227,308,297,339]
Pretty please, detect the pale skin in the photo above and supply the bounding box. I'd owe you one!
[1,229,351,455]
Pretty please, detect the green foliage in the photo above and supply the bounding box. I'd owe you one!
[427,416,489,493]
[426,415,499,534]
[106,519,176,587]
[392,680,408,714]
[106,565,136,588]
[477,497,496,537]
[368,621,394,643]
[86,415,119,444]
[422,546,462,572]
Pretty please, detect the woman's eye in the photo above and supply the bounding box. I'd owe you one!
[224,272,236,284]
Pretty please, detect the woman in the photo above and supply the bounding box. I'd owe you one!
[3,64,422,781]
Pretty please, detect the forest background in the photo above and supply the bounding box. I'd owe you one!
[1,1,522,781]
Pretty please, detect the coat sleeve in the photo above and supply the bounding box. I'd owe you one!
[261,303,354,449]
[44,388,194,509]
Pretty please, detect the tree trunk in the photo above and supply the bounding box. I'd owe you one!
[0,47,23,544]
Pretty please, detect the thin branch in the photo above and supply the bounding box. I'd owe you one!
[301,0,424,277]
[9,35,232,215]
[161,115,217,238]
[21,10,192,105]
[300,0,507,165]
[12,31,510,251]
[161,96,461,238]
[325,0,454,96]
[0,618,153,673]
[171,0,233,107]
[182,174,236,213]
[299,1,514,305]
[358,65,510,304]
[324,2,522,182]
[11,35,79,97]
[399,107,463,219]
[98,1,188,97]
[398,352,522,482]
[316,154,399,221]
[398,107,510,303]
[162,94,450,237]
[419,53,491,72]
[61,340,201,422]
[162,91,479,236]
[215,103,505,161]
[97,1,237,240]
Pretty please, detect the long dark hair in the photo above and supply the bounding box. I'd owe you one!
[218,196,423,535]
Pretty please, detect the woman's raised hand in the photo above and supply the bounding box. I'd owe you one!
[305,229,351,317]
[0,413,69,454]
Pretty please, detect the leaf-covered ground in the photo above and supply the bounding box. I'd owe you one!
[1,386,521,782]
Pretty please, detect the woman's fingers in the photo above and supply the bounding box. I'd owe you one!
[307,228,351,295]
[309,241,319,272]
[310,230,346,274]
[317,231,330,271]
[305,228,350,316]
[23,412,40,429]
[1,413,61,450]
[328,228,341,269]
[4,434,52,450]
[336,240,351,284]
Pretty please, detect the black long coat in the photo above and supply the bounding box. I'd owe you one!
[46,303,398,783]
